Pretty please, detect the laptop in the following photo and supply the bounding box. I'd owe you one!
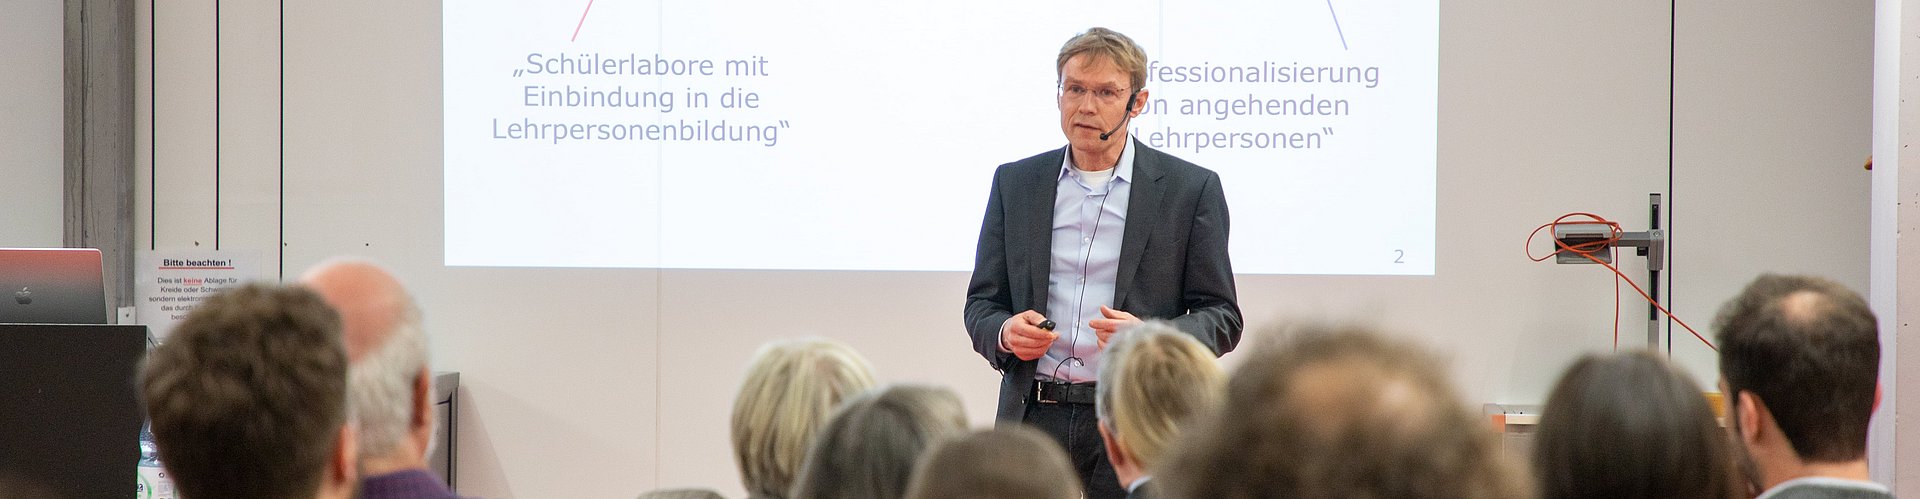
[0,248,109,324]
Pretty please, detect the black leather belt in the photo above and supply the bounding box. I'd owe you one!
[1034,380,1097,405]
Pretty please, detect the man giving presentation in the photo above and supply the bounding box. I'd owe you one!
[962,27,1243,499]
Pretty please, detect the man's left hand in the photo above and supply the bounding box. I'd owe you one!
[1091,305,1141,349]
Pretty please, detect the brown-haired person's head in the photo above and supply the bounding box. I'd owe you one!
[1714,274,1882,491]
[902,426,1081,499]
[139,283,357,499]
[1159,324,1529,499]
[789,384,969,499]
[1534,350,1739,499]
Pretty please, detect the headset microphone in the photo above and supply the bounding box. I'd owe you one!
[1098,91,1137,141]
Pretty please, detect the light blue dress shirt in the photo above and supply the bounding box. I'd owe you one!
[1038,139,1135,383]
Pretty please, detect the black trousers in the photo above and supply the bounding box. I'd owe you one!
[1023,395,1126,499]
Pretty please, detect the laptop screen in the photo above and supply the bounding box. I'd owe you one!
[0,248,108,324]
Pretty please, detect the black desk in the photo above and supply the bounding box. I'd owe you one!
[0,324,147,499]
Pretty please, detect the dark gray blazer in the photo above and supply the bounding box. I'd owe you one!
[963,140,1242,421]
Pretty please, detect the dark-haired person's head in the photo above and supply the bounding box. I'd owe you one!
[902,426,1080,499]
[1534,350,1738,499]
[1159,324,1529,499]
[139,283,357,499]
[789,384,968,499]
[1714,274,1885,494]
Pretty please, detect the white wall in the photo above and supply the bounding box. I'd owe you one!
[0,0,65,248]
[1671,0,1873,397]
[1876,0,1915,491]
[136,2,1874,498]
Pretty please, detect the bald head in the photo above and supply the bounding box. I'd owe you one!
[1286,359,1436,439]
[302,260,411,361]
[301,258,436,467]
[1778,291,1837,326]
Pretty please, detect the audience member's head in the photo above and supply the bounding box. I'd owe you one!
[637,488,728,499]
[1534,350,1738,499]
[790,384,970,499]
[1714,274,1881,491]
[1095,321,1226,492]
[301,259,438,476]
[1159,324,1529,499]
[732,337,877,499]
[139,283,357,499]
[902,426,1080,499]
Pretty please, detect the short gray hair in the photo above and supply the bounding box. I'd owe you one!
[348,298,429,458]
[903,426,1080,499]
[789,384,969,499]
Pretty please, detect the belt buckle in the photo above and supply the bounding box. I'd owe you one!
[1035,382,1058,404]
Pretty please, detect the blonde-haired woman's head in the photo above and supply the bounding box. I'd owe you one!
[1095,321,1226,469]
[731,337,876,499]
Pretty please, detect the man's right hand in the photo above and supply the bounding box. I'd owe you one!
[1001,310,1058,361]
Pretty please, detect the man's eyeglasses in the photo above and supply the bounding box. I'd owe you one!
[1058,83,1134,105]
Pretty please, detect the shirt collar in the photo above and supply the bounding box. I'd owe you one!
[1058,138,1136,184]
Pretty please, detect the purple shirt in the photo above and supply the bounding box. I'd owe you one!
[360,469,466,499]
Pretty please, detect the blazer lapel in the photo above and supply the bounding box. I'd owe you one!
[1114,141,1162,309]
[1018,147,1067,312]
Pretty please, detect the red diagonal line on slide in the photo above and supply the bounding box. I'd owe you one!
[571,0,596,42]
